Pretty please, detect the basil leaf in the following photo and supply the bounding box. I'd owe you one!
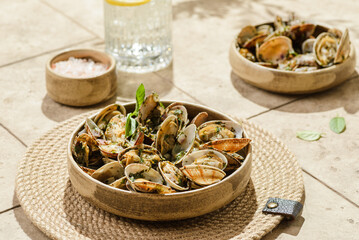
[125,113,134,138]
[296,131,323,141]
[135,83,145,114]
[330,116,346,134]
[129,117,137,137]
[159,102,165,109]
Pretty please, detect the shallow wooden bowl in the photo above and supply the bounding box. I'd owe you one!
[46,49,117,106]
[67,101,252,221]
[229,24,356,94]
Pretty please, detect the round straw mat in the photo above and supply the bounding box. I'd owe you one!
[16,111,304,240]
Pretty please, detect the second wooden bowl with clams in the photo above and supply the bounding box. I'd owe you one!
[67,101,252,221]
[229,23,356,94]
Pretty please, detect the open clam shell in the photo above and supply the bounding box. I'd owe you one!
[180,165,226,186]
[117,144,162,168]
[190,112,208,127]
[181,149,227,171]
[94,103,126,131]
[302,38,316,54]
[237,25,257,46]
[138,93,165,126]
[257,36,294,64]
[85,118,104,140]
[158,161,189,191]
[103,114,127,144]
[109,176,127,190]
[172,124,196,165]
[91,161,125,185]
[334,29,350,64]
[155,115,179,158]
[197,120,243,143]
[314,32,339,67]
[125,163,175,194]
[98,143,124,159]
[164,102,188,130]
[201,138,251,154]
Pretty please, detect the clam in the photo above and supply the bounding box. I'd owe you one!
[91,161,125,185]
[257,36,294,64]
[328,28,343,39]
[201,138,251,154]
[190,112,208,127]
[334,29,350,64]
[172,124,196,165]
[138,93,165,128]
[85,118,103,140]
[163,102,188,131]
[72,133,101,167]
[98,143,124,159]
[243,34,268,49]
[256,24,273,35]
[155,115,179,159]
[125,163,175,194]
[197,120,243,143]
[80,166,95,176]
[181,149,227,171]
[180,165,226,186]
[94,103,126,131]
[314,32,339,67]
[239,48,256,62]
[158,161,189,191]
[118,144,162,168]
[109,176,127,190]
[237,25,257,46]
[289,23,316,41]
[104,114,126,144]
[302,38,316,54]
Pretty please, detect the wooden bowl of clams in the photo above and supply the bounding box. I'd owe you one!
[229,16,356,94]
[67,89,252,221]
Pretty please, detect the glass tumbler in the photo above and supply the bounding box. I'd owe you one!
[104,0,172,73]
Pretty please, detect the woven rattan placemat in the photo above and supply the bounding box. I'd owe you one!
[16,111,304,240]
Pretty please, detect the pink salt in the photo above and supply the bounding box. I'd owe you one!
[52,57,108,78]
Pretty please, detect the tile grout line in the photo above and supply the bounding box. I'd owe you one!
[40,0,102,39]
[0,205,21,215]
[0,37,98,69]
[302,168,359,209]
[0,123,27,148]
[246,96,307,120]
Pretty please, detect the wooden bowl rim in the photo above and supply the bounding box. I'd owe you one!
[46,48,116,80]
[67,101,252,199]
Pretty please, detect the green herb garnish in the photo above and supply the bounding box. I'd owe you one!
[125,84,145,138]
[296,130,324,141]
[329,115,346,134]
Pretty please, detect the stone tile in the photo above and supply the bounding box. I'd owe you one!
[0,40,198,145]
[263,173,359,240]
[0,0,94,66]
[0,207,48,240]
[250,76,359,205]
[40,0,104,38]
[0,127,26,211]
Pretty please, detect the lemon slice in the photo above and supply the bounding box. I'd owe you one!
[105,0,151,6]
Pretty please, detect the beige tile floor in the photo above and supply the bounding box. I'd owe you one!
[1,0,359,239]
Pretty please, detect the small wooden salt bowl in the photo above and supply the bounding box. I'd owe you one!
[229,24,357,94]
[46,49,117,106]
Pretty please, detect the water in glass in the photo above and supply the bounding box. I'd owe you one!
[104,0,172,73]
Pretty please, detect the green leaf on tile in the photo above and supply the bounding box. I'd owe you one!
[329,116,346,134]
[296,131,323,141]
